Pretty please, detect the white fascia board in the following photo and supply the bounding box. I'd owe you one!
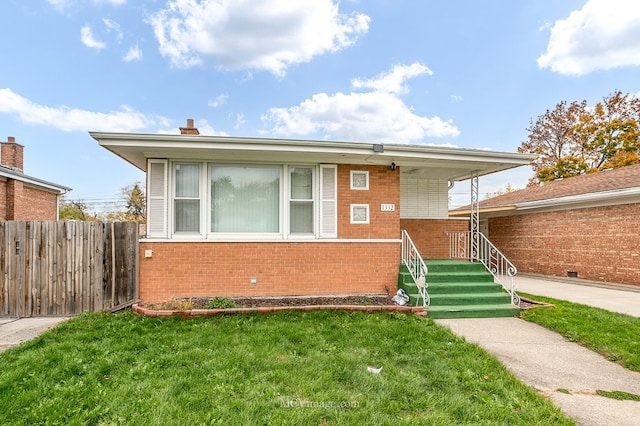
[515,187,640,211]
[90,132,535,178]
[0,169,71,193]
[90,132,534,162]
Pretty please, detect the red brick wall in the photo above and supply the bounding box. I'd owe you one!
[138,164,405,302]
[338,165,400,239]
[1,141,24,171]
[0,180,6,220]
[5,179,23,220]
[139,242,400,302]
[488,203,640,286]
[1,180,58,221]
[21,186,59,221]
[400,219,469,259]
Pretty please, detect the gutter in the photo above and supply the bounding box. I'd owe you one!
[0,168,72,194]
[515,187,640,210]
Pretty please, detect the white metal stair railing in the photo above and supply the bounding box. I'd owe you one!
[401,230,429,307]
[447,231,520,307]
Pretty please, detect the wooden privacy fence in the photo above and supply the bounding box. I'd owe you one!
[0,221,139,317]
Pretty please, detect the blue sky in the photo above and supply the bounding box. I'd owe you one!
[1,0,639,212]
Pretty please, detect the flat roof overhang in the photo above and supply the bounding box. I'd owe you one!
[90,132,536,182]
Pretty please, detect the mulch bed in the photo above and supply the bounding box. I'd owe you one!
[134,295,546,318]
[133,295,424,318]
[197,295,394,308]
[140,295,397,311]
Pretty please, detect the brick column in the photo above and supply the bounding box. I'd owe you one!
[6,179,24,220]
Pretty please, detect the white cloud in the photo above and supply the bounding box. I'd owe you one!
[451,95,463,102]
[47,0,126,12]
[352,63,432,95]
[81,26,106,50]
[147,0,370,75]
[46,0,71,12]
[123,44,143,62]
[208,94,228,107]
[538,0,640,75]
[261,63,459,143]
[0,88,167,132]
[234,113,246,129]
[96,0,126,5]
[103,18,123,42]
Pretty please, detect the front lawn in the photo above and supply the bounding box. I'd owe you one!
[520,293,640,372]
[0,310,571,425]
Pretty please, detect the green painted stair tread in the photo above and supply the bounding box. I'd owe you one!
[398,258,520,318]
[429,292,512,305]
[427,304,520,319]
[424,262,487,273]
[427,272,495,283]
[427,282,503,294]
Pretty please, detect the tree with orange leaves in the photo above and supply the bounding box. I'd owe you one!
[519,91,640,184]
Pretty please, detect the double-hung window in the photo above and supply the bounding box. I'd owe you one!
[289,167,314,235]
[174,163,201,233]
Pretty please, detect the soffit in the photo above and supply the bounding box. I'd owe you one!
[90,132,535,182]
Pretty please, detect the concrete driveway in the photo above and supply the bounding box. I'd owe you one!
[0,317,70,353]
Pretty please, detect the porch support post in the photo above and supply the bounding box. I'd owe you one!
[470,171,480,262]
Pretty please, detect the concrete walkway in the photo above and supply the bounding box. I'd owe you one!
[436,275,640,426]
[0,317,69,353]
[516,274,640,317]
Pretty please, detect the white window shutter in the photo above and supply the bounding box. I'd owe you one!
[319,165,337,238]
[147,159,168,237]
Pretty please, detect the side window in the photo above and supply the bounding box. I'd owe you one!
[289,167,314,234]
[174,163,201,233]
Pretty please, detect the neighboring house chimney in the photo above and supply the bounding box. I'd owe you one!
[179,118,200,135]
[1,136,24,172]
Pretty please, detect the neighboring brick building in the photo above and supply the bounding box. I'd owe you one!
[0,137,71,221]
[92,120,532,302]
[450,164,640,286]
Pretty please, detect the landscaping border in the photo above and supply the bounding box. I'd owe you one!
[132,303,426,318]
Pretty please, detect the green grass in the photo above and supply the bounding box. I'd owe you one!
[520,293,640,372]
[0,310,572,425]
[596,390,640,401]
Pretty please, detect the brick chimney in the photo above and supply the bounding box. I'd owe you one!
[179,118,200,135]
[1,137,24,172]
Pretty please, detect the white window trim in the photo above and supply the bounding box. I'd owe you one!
[319,164,337,238]
[207,163,282,238]
[147,159,168,238]
[164,161,333,241]
[350,204,370,224]
[286,165,317,238]
[350,170,369,190]
[171,162,206,239]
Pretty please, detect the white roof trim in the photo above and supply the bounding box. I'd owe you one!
[515,187,640,210]
[0,168,71,193]
[90,132,535,182]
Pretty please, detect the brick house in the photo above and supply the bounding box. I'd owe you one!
[450,164,640,286]
[91,120,532,302]
[0,137,71,221]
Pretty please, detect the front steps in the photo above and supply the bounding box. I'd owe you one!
[398,259,520,319]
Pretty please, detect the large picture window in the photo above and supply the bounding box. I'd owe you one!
[160,161,336,239]
[210,165,280,233]
[174,163,201,233]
